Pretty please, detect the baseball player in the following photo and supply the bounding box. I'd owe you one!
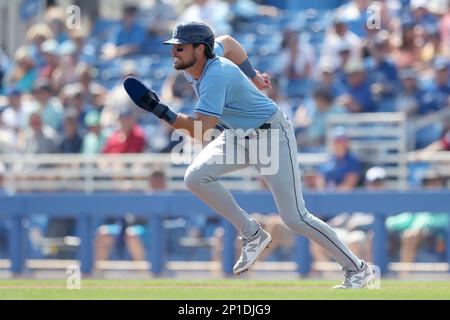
[124,21,372,288]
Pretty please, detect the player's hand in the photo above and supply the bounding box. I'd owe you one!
[251,70,272,90]
[123,76,178,124]
[123,76,160,113]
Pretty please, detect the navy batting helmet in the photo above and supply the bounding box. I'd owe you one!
[164,21,215,51]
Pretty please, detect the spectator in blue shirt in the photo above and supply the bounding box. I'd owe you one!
[318,127,362,191]
[63,29,96,66]
[333,42,353,86]
[395,69,444,149]
[395,69,432,116]
[58,108,82,153]
[338,61,376,113]
[406,0,439,34]
[102,4,145,60]
[367,44,399,87]
[45,7,69,44]
[366,33,400,112]
[314,62,346,100]
[62,83,95,134]
[428,58,450,111]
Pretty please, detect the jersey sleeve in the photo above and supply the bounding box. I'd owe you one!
[195,75,229,118]
[214,41,224,57]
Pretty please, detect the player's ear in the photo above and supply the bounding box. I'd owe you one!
[195,44,206,57]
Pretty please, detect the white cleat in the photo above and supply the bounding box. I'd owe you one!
[233,229,272,275]
[332,261,373,289]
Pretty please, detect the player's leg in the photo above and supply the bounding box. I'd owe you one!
[184,131,260,238]
[184,131,271,274]
[255,111,371,287]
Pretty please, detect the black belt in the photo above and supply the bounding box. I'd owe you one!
[216,123,271,132]
[244,123,271,139]
[258,123,271,130]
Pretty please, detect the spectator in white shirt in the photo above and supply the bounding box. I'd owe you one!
[321,17,363,70]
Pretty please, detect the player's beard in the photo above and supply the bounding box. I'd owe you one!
[173,54,197,70]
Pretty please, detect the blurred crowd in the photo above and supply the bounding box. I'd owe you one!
[0,0,450,190]
[0,0,449,157]
[0,0,448,190]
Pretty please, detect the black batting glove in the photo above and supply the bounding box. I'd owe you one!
[123,76,178,124]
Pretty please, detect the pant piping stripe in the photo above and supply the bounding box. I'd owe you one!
[279,122,359,271]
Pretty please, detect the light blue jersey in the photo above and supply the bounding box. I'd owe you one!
[183,42,278,130]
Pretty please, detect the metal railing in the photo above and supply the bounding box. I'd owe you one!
[1,150,450,192]
[326,112,408,189]
[0,153,330,193]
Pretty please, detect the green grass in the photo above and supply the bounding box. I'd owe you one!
[1,279,450,299]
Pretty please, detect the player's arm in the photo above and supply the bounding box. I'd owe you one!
[123,77,219,141]
[216,35,271,90]
[216,35,248,67]
[172,112,219,141]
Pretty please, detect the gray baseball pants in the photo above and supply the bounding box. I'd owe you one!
[184,110,363,272]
